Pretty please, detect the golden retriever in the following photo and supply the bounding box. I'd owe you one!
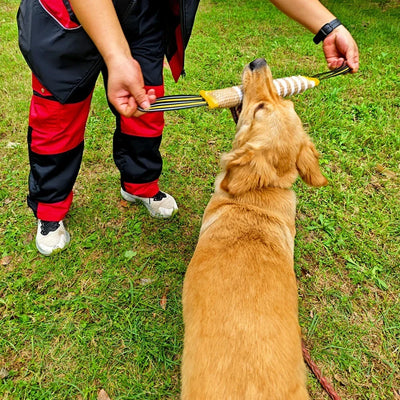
[181,58,328,400]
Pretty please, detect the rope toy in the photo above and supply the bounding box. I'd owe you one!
[139,65,351,112]
[200,75,320,109]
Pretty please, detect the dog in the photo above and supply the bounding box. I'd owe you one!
[181,58,328,400]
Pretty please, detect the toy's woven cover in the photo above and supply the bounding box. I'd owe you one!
[200,76,320,109]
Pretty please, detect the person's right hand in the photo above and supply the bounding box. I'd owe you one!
[106,55,157,118]
[323,25,359,72]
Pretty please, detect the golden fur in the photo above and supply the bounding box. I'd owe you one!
[181,59,328,400]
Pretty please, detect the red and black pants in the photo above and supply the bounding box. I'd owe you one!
[27,0,167,221]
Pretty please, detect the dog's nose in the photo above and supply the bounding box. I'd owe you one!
[249,58,267,71]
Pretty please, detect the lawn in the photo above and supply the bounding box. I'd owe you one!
[1,0,399,399]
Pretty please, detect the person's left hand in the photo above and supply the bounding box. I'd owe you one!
[323,25,359,72]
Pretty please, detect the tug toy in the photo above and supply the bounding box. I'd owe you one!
[139,64,351,112]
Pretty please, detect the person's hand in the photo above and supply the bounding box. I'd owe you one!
[323,25,359,72]
[106,56,157,118]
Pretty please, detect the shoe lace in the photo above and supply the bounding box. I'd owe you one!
[41,221,60,235]
[152,191,167,201]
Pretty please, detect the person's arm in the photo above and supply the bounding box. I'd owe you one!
[69,0,155,117]
[269,0,359,72]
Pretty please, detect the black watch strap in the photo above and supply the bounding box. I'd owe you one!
[313,19,342,44]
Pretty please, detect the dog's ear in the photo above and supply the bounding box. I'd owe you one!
[220,148,279,195]
[219,168,233,193]
[296,141,328,187]
[220,149,259,195]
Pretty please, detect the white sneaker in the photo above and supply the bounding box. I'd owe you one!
[36,220,70,256]
[121,188,178,218]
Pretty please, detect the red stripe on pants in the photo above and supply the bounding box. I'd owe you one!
[120,85,164,138]
[37,192,73,221]
[124,180,160,198]
[29,75,91,155]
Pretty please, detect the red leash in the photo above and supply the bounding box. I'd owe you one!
[302,340,342,400]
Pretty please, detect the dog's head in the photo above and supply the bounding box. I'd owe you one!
[220,58,328,196]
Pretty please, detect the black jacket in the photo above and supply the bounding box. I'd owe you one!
[17,0,200,103]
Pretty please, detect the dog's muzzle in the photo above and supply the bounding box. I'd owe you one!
[249,58,267,71]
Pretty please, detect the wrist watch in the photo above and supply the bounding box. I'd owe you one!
[313,19,342,44]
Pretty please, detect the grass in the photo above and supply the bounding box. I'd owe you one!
[1,0,399,399]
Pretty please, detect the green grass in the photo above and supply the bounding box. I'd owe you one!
[1,0,399,399]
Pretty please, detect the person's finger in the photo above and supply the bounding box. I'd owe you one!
[328,57,345,70]
[117,101,135,118]
[147,88,157,104]
[345,46,359,73]
[124,82,149,110]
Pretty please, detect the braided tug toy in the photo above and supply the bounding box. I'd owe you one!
[139,64,351,112]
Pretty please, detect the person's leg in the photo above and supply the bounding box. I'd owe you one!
[110,0,178,218]
[28,74,92,254]
[113,88,165,198]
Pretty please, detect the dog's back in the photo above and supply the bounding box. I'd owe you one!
[182,192,309,399]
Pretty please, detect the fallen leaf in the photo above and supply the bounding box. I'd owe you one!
[160,295,167,310]
[0,368,9,379]
[119,200,129,208]
[375,164,397,179]
[160,288,169,310]
[98,389,111,400]
[6,142,20,148]
[1,256,12,266]
[124,250,137,260]
[140,278,154,286]
[23,232,34,245]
